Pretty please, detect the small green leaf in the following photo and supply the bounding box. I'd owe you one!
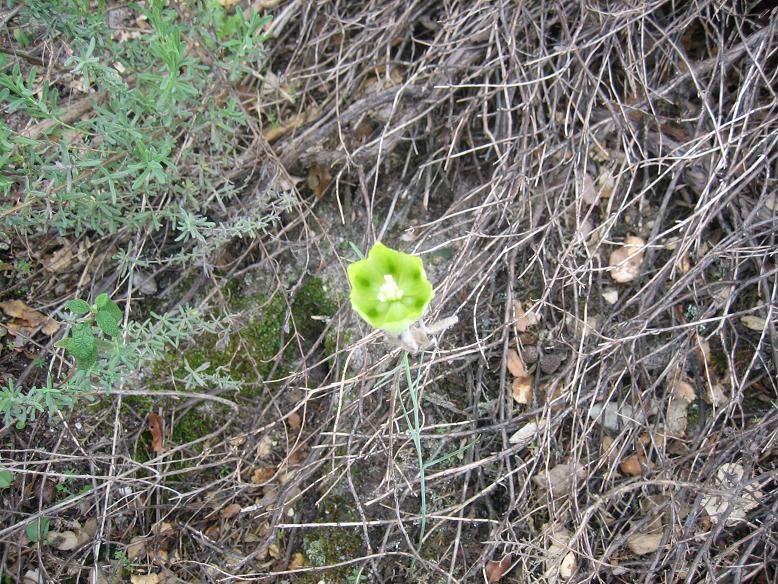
[95,309,120,337]
[65,299,91,315]
[26,517,50,543]
[94,293,109,308]
[0,469,12,488]
[96,295,122,323]
[66,323,97,370]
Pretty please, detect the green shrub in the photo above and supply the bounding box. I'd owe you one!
[0,0,290,427]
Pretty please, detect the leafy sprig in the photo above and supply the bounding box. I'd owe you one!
[57,293,123,370]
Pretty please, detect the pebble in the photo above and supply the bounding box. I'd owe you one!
[539,352,562,374]
[521,345,539,364]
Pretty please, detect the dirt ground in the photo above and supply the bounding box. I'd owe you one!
[1,1,777,583]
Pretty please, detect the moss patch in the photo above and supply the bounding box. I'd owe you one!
[287,530,365,583]
[152,276,337,400]
[171,407,216,444]
[291,277,337,342]
[295,496,366,583]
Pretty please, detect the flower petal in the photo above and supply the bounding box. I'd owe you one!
[347,243,435,333]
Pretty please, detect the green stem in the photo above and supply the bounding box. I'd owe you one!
[400,351,427,550]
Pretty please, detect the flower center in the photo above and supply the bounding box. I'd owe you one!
[377,274,404,302]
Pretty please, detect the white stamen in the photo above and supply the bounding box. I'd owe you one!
[377,274,404,302]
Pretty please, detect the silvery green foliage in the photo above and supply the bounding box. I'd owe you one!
[0,0,282,427]
[0,304,234,428]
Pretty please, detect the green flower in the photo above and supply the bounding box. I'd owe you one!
[347,243,434,334]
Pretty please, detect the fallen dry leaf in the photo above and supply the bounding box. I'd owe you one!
[147,413,166,454]
[694,337,728,407]
[152,548,169,563]
[674,251,691,275]
[289,551,305,571]
[287,412,302,431]
[259,484,279,510]
[638,429,670,450]
[21,570,41,584]
[609,236,645,283]
[619,454,650,476]
[41,246,74,273]
[705,380,727,408]
[539,352,562,374]
[0,300,45,324]
[512,300,540,331]
[602,289,619,305]
[543,525,573,584]
[589,402,644,432]
[221,503,242,520]
[627,532,663,555]
[127,536,146,560]
[228,433,247,447]
[130,574,159,584]
[48,529,80,551]
[665,398,689,437]
[306,163,332,198]
[521,345,539,364]
[251,467,275,485]
[257,435,274,458]
[508,419,545,447]
[512,376,533,405]
[40,319,61,336]
[253,0,283,10]
[506,349,527,377]
[597,169,615,199]
[268,542,281,559]
[134,270,158,295]
[701,463,763,526]
[533,463,585,499]
[263,113,306,143]
[673,380,696,403]
[741,315,768,331]
[0,300,60,336]
[484,554,512,583]
[152,521,173,536]
[580,172,598,205]
[288,443,308,466]
[74,521,94,547]
[601,435,619,465]
[513,300,528,333]
[156,568,177,584]
[559,551,576,579]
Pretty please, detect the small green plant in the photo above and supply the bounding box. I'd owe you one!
[397,352,429,548]
[25,518,50,544]
[1,304,228,428]
[346,243,450,552]
[0,378,43,429]
[113,549,131,568]
[55,294,123,370]
[55,469,79,497]
[347,566,369,582]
